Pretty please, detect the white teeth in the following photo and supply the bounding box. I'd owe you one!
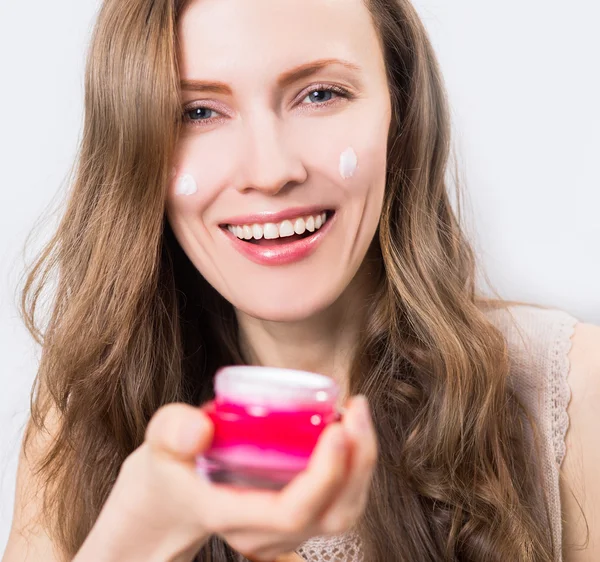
[252,224,263,239]
[279,220,295,237]
[228,212,329,241]
[242,225,253,240]
[263,223,279,239]
[293,218,306,235]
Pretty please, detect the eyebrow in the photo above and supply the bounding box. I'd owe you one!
[180,58,362,94]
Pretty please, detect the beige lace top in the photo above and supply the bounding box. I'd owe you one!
[294,304,579,562]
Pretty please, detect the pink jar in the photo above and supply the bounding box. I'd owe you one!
[196,365,341,490]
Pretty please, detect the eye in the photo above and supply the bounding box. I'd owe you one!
[299,84,351,106]
[180,84,352,128]
[182,106,221,124]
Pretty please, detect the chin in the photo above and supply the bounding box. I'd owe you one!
[232,287,339,323]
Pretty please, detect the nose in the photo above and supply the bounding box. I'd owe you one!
[234,113,307,196]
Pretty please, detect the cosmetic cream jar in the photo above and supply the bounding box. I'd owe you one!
[196,365,341,490]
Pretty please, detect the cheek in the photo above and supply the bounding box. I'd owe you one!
[297,112,388,199]
[173,172,198,196]
[166,170,200,217]
[167,133,235,214]
[166,165,222,220]
[353,130,388,188]
[355,117,388,190]
[333,134,387,202]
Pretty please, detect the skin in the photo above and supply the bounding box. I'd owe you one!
[166,0,392,404]
[561,322,600,561]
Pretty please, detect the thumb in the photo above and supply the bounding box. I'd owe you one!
[145,403,214,460]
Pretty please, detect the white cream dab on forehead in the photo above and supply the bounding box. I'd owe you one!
[339,147,358,179]
[174,173,198,196]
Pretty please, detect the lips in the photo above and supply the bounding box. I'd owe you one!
[222,210,336,266]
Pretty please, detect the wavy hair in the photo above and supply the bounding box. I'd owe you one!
[17,0,580,560]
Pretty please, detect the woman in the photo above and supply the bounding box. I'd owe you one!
[4,0,599,560]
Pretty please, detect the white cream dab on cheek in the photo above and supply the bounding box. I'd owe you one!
[174,173,198,196]
[339,147,358,179]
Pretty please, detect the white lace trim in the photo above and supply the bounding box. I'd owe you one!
[550,312,578,467]
[295,529,362,561]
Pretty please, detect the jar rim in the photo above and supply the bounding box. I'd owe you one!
[214,365,339,406]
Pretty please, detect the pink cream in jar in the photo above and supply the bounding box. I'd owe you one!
[196,365,342,490]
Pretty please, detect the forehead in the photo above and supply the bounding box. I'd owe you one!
[177,0,383,86]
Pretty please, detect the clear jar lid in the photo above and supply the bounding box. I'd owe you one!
[214,365,339,408]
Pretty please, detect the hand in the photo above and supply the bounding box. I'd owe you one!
[208,394,378,561]
[100,394,378,562]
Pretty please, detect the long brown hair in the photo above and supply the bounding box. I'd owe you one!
[17,0,578,560]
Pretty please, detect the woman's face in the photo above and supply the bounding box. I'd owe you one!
[167,0,391,322]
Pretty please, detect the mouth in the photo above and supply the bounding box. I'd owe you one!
[220,210,335,246]
[219,210,336,266]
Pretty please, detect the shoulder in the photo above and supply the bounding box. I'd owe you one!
[566,321,600,390]
[3,403,65,561]
[483,303,600,558]
[561,321,600,560]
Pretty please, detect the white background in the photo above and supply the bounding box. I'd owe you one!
[1,0,599,552]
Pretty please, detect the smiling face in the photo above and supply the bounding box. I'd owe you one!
[166,0,391,322]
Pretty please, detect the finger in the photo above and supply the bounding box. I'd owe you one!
[274,421,351,530]
[318,394,378,534]
[145,403,214,461]
[201,424,349,535]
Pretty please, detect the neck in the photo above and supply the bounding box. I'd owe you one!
[234,257,378,408]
